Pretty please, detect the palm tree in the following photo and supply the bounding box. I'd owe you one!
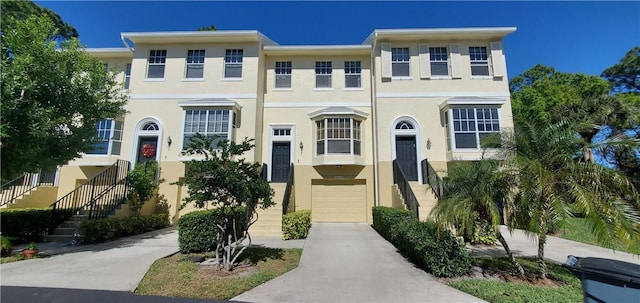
[504,120,640,279]
[431,158,525,276]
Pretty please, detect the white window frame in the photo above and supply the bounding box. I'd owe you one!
[182,109,235,149]
[185,49,205,79]
[146,50,167,79]
[447,107,501,150]
[87,119,123,156]
[469,46,490,76]
[124,63,131,89]
[344,61,361,89]
[391,47,410,77]
[275,61,292,89]
[315,117,361,155]
[315,61,332,89]
[429,47,449,76]
[224,49,243,79]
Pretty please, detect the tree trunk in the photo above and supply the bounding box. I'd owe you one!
[497,231,525,276]
[538,231,547,280]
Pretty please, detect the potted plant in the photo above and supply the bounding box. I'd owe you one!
[0,236,13,257]
[21,242,39,259]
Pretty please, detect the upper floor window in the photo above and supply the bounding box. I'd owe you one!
[87,119,123,155]
[449,108,500,149]
[316,118,361,155]
[275,61,292,88]
[183,109,233,148]
[224,49,243,78]
[186,49,205,79]
[429,47,448,76]
[315,61,332,88]
[469,47,489,76]
[124,63,131,89]
[147,50,167,79]
[344,61,361,88]
[391,47,410,77]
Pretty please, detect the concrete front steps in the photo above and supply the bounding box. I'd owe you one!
[44,203,128,242]
[392,182,438,221]
[1,186,58,209]
[249,183,286,238]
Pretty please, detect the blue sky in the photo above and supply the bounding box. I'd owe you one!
[36,1,639,80]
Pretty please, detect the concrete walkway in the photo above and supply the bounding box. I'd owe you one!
[0,228,179,291]
[469,226,640,264]
[233,223,486,303]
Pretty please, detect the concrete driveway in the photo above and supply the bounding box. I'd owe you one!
[233,223,485,303]
[0,228,179,291]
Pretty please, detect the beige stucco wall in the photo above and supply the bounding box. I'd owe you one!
[129,43,261,96]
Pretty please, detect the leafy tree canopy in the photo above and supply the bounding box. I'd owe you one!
[197,25,217,31]
[602,46,640,93]
[0,15,127,180]
[1,0,78,39]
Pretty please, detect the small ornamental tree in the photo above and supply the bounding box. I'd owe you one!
[174,134,274,270]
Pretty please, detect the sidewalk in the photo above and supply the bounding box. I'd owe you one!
[469,226,639,264]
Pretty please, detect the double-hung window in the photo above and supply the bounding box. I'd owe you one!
[315,61,332,88]
[124,63,131,89]
[224,49,243,78]
[344,61,361,88]
[469,47,490,76]
[391,47,410,77]
[183,109,233,148]
[449,108,500,149]
[186,49,205,78]
[429,47,448,76]
[316,118,361,155]
[275,61,292,88]
[147,50,167,79]
[87,119,123,155]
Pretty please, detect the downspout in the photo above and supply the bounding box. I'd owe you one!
[370,33,380,207]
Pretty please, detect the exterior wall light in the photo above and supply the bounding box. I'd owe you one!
[426,138,431,150]
[167,136,172,146]
[299,141,304,151]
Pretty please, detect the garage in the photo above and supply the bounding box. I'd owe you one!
[311,179,367,222]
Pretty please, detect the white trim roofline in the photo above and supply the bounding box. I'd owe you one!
[362,27,517,44]
[120,30,278,47]
[263,45,371,55]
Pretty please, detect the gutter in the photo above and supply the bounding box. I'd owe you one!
[120,34,134,52]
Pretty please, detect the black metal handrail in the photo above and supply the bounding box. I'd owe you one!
[49,160,130,233]
[88,176,130,220]
[393,160,419,218]
[259,163,268,181]
[282,163,294,215]
[421,159,443,198]
[0,168,57,206]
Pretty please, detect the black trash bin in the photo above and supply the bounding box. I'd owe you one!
[564,255,640,303]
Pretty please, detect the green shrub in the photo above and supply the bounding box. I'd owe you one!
[372,206,470,278]
[81,214,169,243]
[461,217,497,245]
[0,208,52,243]
[127,160,160,215]
[282,210,311,240]
[372,206,414,240]
[177,207,246,254]
[0,235,13,257]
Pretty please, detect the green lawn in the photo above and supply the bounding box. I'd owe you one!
[136,247,302,300]
[448,257,583,303]
[559,217,632,253]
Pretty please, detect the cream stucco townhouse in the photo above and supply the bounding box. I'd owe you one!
[3,27,516,238]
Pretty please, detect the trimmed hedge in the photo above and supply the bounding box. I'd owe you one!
[81,214,170,243]
[177,207,246,254]
[372,206,470,278]
[0,208,52,243]
[282,210,311,240]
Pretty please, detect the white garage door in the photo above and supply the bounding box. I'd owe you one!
[311,181,367,222]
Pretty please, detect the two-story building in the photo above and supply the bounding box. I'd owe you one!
[48,27,516,236]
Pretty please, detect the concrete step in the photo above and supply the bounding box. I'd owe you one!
[44,234,76,243]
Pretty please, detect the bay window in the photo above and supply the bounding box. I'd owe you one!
[182,109,234,148]
[316,118,361,155]
[447,107,500,149]
[87,119,123,155]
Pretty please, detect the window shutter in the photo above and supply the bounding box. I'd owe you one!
[490,42,505,78]
[381,43,391,79]
[449,44,462,79]
[419,44,431,79]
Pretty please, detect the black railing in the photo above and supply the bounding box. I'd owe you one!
[393,160,419,218]
[282,163,294,215]
[0,168,57,206]
[49,160,130,233]
[88,176,129,219]
[421,159,443,198]
[259,163,268,181]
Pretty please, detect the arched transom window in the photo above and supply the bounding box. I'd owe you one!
[395,121,414,130]
[142,122,159,131]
